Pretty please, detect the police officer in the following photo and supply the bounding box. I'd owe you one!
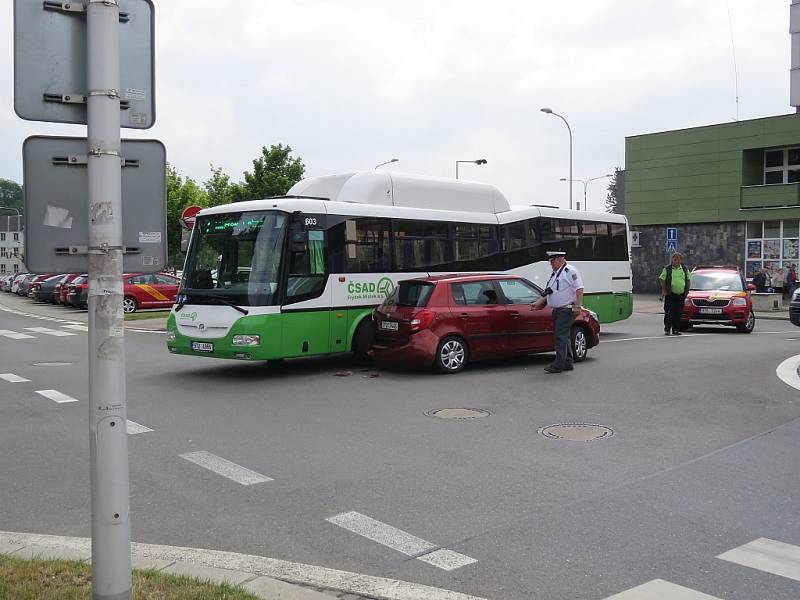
[531,250,585,373]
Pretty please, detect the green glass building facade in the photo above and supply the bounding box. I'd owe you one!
[624,113,800,292]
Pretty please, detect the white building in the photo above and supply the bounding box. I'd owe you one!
[0,215,25,275]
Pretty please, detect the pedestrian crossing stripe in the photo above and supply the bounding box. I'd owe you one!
[604,579,721,599]
[717,537,800,582]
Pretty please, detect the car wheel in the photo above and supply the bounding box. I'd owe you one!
[122,296,137,313]
[736,310,755,333]
[352,318,374,365]
[571,326,589,362]
[435,336,468,374]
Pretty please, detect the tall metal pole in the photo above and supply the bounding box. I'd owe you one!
[86,1,131,598]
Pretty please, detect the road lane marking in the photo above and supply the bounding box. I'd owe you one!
[601,334,700,343]
[0,373,30,383]
[179,451,272,485]
[126,420,153,435]
[62,324,89,332]
[417,548,478,571]
[326,511,477,571]
[35,389,79,404]
[604,578,722,599]
[776,354,800,392]
[0,531,489,600]
[0,329,35,339]
[24,327,76,337]
[717,537,800,582]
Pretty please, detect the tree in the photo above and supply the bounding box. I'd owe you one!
[605,168,623,214]
[231,144,305,202]
[166,165,208,266]
[204,165,234,207]
[0,179,24,213]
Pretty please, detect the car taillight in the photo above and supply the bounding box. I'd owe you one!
[409,309,435,333]
[80,283,88,289]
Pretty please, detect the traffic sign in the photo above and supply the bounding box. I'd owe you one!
[666,240,678,253]
[630,231,641,248]
[667,227,678,241]
[180,205,203,230]
[23,136,166,272]
[13,0,155,128]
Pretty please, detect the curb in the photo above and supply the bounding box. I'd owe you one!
[0,531,489,600]
[0,541,346,600]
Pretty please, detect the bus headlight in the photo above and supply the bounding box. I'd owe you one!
[232,334,260,346]
[166,331,176,342]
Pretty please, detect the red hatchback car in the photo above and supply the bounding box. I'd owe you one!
[123,273,180,313]
[371,274,600,373]
[680,266,755,333]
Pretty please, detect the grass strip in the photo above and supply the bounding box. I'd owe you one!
[124,310,171,321]
[0,554,263,600]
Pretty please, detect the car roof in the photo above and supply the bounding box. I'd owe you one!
[400,273,523,284]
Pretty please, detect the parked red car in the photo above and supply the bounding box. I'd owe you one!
[55,273,82,305]
[680,266,755,333]
[371,274,600,373]
[122,272,180,313]
[26,274,55,298]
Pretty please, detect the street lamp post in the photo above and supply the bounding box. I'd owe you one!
[455,158,487,179]
[541,108,573,209]
[374,158,399,169]
[559,174,613,211]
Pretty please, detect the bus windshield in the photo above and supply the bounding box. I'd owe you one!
[181,211,287,306]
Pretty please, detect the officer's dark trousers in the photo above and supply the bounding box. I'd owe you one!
[551,307,576,369]
[663,293,684,333]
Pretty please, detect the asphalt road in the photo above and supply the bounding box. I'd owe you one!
[1,293,799,600]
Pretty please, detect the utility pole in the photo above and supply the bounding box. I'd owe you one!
[86,1,131,597]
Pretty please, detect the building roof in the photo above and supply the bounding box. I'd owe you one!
[0,216,23,233]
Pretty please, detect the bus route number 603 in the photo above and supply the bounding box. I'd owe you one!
[304,217,317,226]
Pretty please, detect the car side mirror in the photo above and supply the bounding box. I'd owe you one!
[746,283,756,291]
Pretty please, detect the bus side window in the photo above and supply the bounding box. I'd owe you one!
[286,230,327,304]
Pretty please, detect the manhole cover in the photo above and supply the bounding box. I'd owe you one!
[538,423,614,441]
[425,408,490,420]
[32,362,75,367]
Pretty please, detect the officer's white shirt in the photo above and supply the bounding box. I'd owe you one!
[545,263,584,308]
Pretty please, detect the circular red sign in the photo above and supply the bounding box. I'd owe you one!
[180,205,203,230]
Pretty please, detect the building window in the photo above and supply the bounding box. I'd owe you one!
[764,148,800,184]
[13,233,19,241]
[12,248,18,258]
[0,233,5,241]
[13,264,19,273]
[0,248,6,258]
[745,220,799,286]
[0,264,5,274]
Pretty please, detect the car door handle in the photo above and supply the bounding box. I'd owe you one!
[459,313,469,319]
[510,311,520,319]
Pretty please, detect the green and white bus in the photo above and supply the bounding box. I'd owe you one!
[166,171,632,361]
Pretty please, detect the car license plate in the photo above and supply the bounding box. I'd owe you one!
[191,341,214,352]
[379,320,398,331]
[699,308,723,314]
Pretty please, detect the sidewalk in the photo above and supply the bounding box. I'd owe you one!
[633,294,789,321]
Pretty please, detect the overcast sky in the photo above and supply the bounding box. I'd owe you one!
[0,0,794,211]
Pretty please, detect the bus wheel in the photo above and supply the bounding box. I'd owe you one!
[353,319,374,364]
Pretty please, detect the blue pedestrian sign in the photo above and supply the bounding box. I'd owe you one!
[666,240,678,252]
[666,227,678,241]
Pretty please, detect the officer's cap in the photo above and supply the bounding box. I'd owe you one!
[546,250,567,258]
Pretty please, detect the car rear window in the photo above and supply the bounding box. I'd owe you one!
[385,282,434,307]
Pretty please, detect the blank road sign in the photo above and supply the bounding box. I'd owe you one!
[23,136,166,273]
[14,0,155,128]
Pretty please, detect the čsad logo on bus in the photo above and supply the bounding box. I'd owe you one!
[346,277,394,301]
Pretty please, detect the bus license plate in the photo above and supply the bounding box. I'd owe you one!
[380,321,398,331]
[191,341,214,352]
[699,308,723,314]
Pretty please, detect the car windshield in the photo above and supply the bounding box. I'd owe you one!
[690,272,744,292]
[384,282,434,307]
[181,211,287,307]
